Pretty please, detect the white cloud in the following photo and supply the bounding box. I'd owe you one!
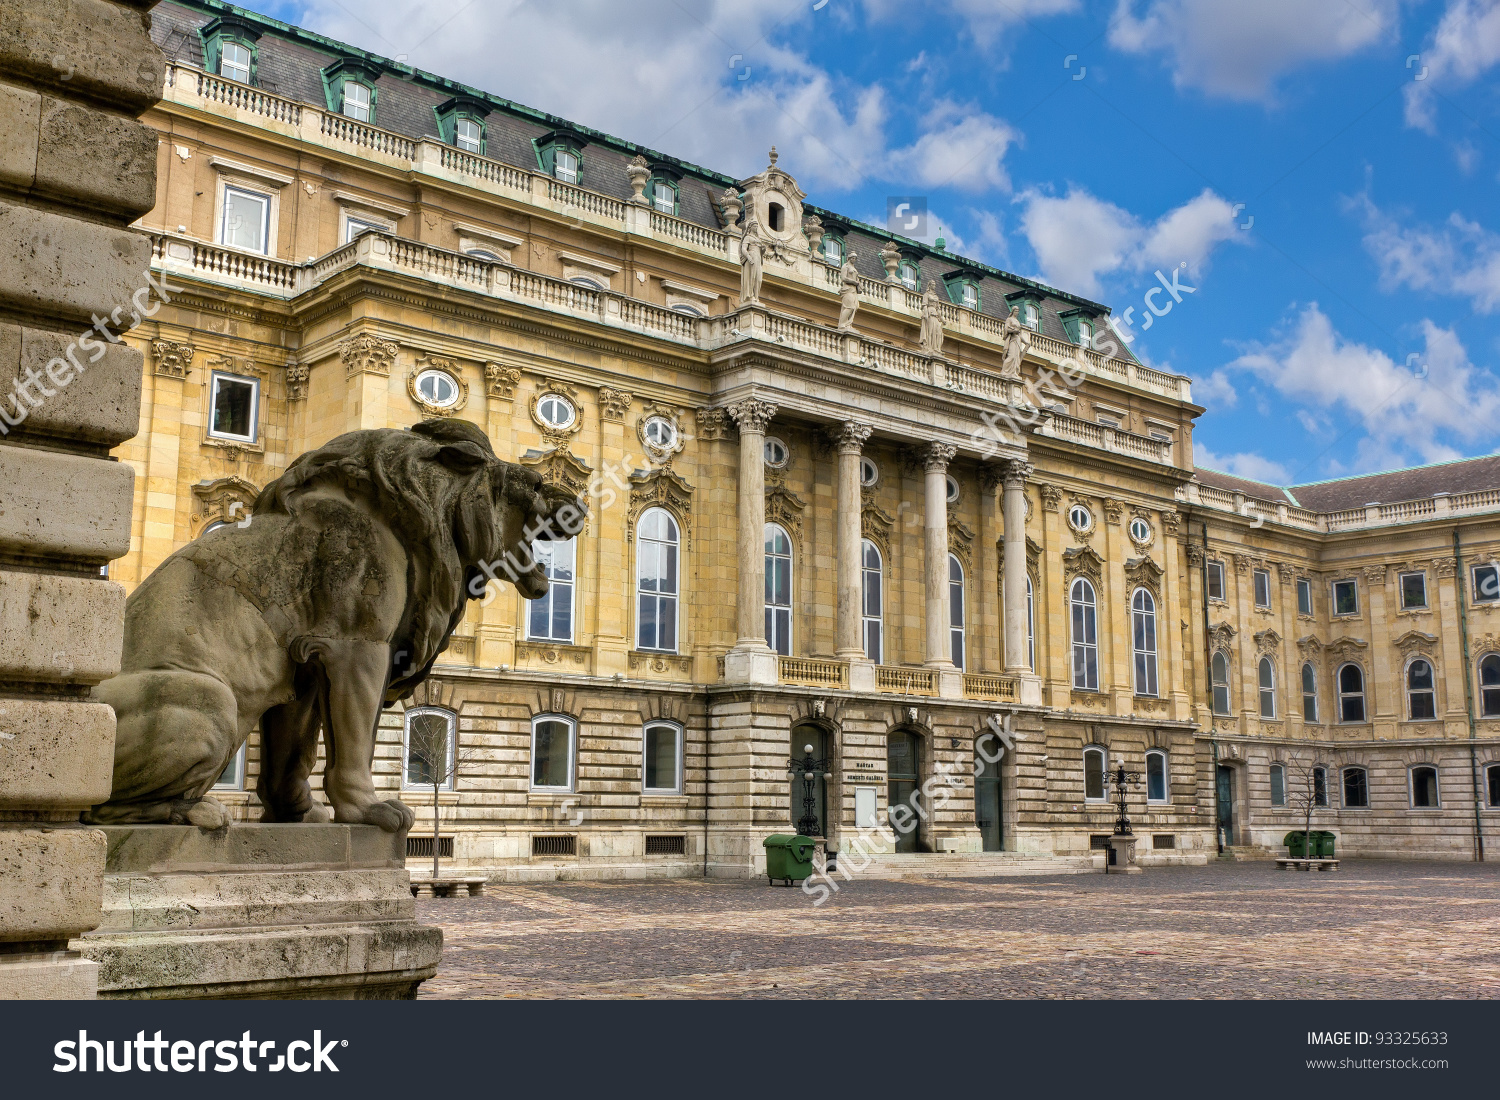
[1225,304,1500,468]
[1353,194,1500,314]
[1109,0,1400,102]
[1194,369,1238,409]
[284,0,1018,194]
[1015,186,1241,298]
[1193,442,1289,484]
[1405,0,1500,131]
[862,0,1081,49]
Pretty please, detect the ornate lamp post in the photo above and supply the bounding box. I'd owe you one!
[786,742,830,838]
[1105,761,1144,874]
[1110,761,1140,837]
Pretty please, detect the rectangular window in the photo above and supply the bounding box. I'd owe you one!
[643,723,681,794]
[531,717,575,791]
[1096,415,1121,430]
[1253,569,1272,609]
[345,216,386,244]
[403,710,455,790]
[1314,767,1328,807]
[554,148,579,184]
[1332,578,1359,616]
[1146,753,1167,802]
[1343,767,1368,809]
[1473,563,1500,604]
[455,117,482,153]
[1084,749,1106,801]
[1489,764,1500,807]
[220,40,252,83]
[208,372,258,444]
[342,81,371,121]
[652,180,676,214]
[1206,560,1225,601]
[527,539,575,644]
[1399,571,1428,610]
[220,185,269,253]
[1270,764,1286,807]
[1297,578,1313,616]
[214,742,246,790]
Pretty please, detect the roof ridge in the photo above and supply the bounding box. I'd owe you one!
[1288,452,1500,491]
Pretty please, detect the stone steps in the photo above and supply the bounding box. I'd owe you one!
[834,852,1102,879]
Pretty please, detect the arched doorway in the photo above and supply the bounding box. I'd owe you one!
[790,725,831,837]
[887,730,920,853]
[975,732,1003,852]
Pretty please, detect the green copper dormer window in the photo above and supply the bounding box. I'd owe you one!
[1006,290,1043,331]
[536,131,588,185]
[436,97,491,155]
[897,260,921,290]
[200,16,262,85]
[820,233,846,265]
[650,178,678,214]
[1059,307,1099,349]
[321,59,383,124]
[943,272,981,310]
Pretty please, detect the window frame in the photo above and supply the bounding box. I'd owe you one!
[340,78,373,122]
[635,507,681,654]
[412,367,459,409]
[1341,765,1369,809]
[218,183,272,255]
[1068,503,1093,533]
[402,706,457,792]
[1131,587,1158,697]
[1269,762,1286,807]
[642,720,684,795]
[1406,657,1437,721]
[1026,574,1036,671]
[859,457,879,487]
[1206,559,1226,601]
[650,177,680,216]
[1472,563,1500,605]
[1070,577,1099,692]
[820,232,845,265]
[1145,749,1169,804]
[1479,653,1500,717]
[219,38,254,83]
[526,537,577,645]
[1313,765,1328,807]
[455,116,484,154]
[343,214,390,244]
[1332,577,1360,617]
[765,522,793,658]
[1253,568,1272,610]
[1487,762,1500,808]
[1258,656,1276,719]
[1296,577,1313,616]
[1398,570,1428,611]
[1409,764,1440,810]
[1301,661,1318,722]
[945,276,981,310]
[861,538,883,665]
[1210,650,1231,716]
[897,260,920,290]
[1083,745,1108,802]
[207,370,260,445]
[529,714,577,793]
[537,393,576,429]
[213,741,247,791]
[1337,662,1367,723]
[949,554,966,672]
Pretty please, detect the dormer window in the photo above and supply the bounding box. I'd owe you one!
[201,16,262,86]
[220,40,252,83]
[456,118,482,153]
[342,81,371,121]
[1020,301,1039,330]
[822,235,845,264]
[1077,320,1094,348]
[322,59,383,126]
[945,274,981,310]
[556,149,579,182]
[898,261,920,290]
[436,96,490,156]
[651,179,678,214]
[961,283,978,308]
[1059,308,1099,349]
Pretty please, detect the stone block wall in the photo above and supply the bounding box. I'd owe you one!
[0,0,161,998]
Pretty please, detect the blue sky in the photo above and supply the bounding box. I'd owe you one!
[237,0,1500,486]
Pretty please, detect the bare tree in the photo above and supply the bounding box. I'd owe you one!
[404,711,484,881]
[1283,752,1324,859]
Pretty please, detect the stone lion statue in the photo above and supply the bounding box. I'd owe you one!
[87,419,579,831]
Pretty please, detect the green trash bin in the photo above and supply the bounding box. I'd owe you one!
[764,833,817,886]
[1283,831,1310,859]
[1314,831,1336,859]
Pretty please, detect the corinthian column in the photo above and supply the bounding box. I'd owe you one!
[923,441,958,670]
[723,397,779,685]
[835,422,873,660]
[1002,460,1034,672]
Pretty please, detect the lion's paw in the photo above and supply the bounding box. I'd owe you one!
[303,801,332,823]
[363,799,414,833]
[185,797,230,830]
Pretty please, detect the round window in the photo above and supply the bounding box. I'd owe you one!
[1129,517,1152,544]
[946,475,960,504]
[1069,504,1092,532]
[415,369,459,408]
[643,415,677,450]
[764,437,788,467]
[859,457,879,487]
[537,393,576,429]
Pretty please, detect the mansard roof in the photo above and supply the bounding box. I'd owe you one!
[151,0,1134,361]
[1196,453,1500,512]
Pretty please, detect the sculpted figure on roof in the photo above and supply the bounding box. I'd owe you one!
[919,279,945,357]
[1000,305,1030,379]
[837,253,860,332]
[740,219,766,305]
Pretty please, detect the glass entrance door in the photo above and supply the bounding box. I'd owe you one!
[976,749,1002,852]
[1216,764,1234,847]
[887,731,920,853]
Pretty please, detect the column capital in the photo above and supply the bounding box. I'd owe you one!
[833,420,873,454]
[726,397,778,434]
[923,441,957,473]
[1003,459,1034,488]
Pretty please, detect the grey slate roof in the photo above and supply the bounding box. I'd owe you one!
[1197,454,1500,511]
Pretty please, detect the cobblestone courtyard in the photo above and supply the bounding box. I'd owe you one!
[417,861,1500,999]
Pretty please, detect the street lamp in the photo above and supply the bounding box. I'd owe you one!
[786,742,829,838]
[1109,760,1141,837]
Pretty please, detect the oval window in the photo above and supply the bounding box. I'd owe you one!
[537,393,576,429]
[764,437,788,468]
[1069,504,1092,532]
[859,457,879,487]
[1129,517,1152,543]
[415,369,459,408]
[643,415,677,450]
[946,475,960,504]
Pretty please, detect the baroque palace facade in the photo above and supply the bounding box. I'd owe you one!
[107,0,1499,876]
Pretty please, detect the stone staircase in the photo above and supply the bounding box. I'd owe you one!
[834,851,1102,879]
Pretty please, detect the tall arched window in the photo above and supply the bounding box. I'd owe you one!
[1301,662,1318,722]
[1407,659,1436,720]
[1481,655,1500,717]
[1145,749,1168,803]
[1258,657,1276,718]
[636,508,679,652]
[531,714,576,792]
[949,554,966,671]
[1083,746,1107,801]
[403,707,457,791]
[1269,763,1286,806]
[764,523,792,656]
[1026,575,1035,670]
[1342,765,1369,808]
[1131,588,1158,697]
[1070,578,1098,690]
[1211,651,1231,715]
[643,720,683,794]
[861,539,883,664]
[1338,663,1366,723]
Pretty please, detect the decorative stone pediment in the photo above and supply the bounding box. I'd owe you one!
[1473,632,1500,656]
[948,518,975,569]
[862,500,894,548]
[625,467,693,546]
[1254,628,1282,655]
[204,352,268,378]
[339,333,398,379]
[1102,497,1124,526]
[1296,635,1324,658]
[1208,620,1237,654]
[599,387,633,421]
[1327,637,1369,664]
[1125,555,1164,599]
[1062,544,1103,587]
[765,480,806,540]
[1431,556,1457,579]
[998,536,1042,581]
[190,476,259,535]
[1393,629,1438,658]
[520,447,594,499]
[737,147,808,252]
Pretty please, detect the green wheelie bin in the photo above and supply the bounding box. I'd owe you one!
[764,834,817,886]
[1283,831,1310,858]
[1313,831,1337,859]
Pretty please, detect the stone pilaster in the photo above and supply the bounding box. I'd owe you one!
[723,397,778,684]
[834,422,873,677]
[921,442,962,698]
[1001,460,1043,705]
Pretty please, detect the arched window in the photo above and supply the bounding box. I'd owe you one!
[1146,749,1168,803]
[455,116,484,153]
[1269,763,1286,806]
[219,39,254,83]
[643,721,683,794]
[1070,578,1098,691]
[764,523,792,657]
[1083,746,1107,801]
[861,539,883,664]
[1487,763,1500,807]
[1258,657,1276,718]
[1481,655,1500,717]
[1210,651,1231,715]
[1131,588,1158,697]
[1301,662,1318,722]
[1338,664,1366,723]
[1342,765,1368,808]
[531,714,576,792]
[636,508,679,652]
[1407,659,1436,720]
[1410,765,1439,808]
[949,555,965,671]
[404,707,457,791]
[650,178,678,215]
[527,538,575,643]
[1026,575,1035,671]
